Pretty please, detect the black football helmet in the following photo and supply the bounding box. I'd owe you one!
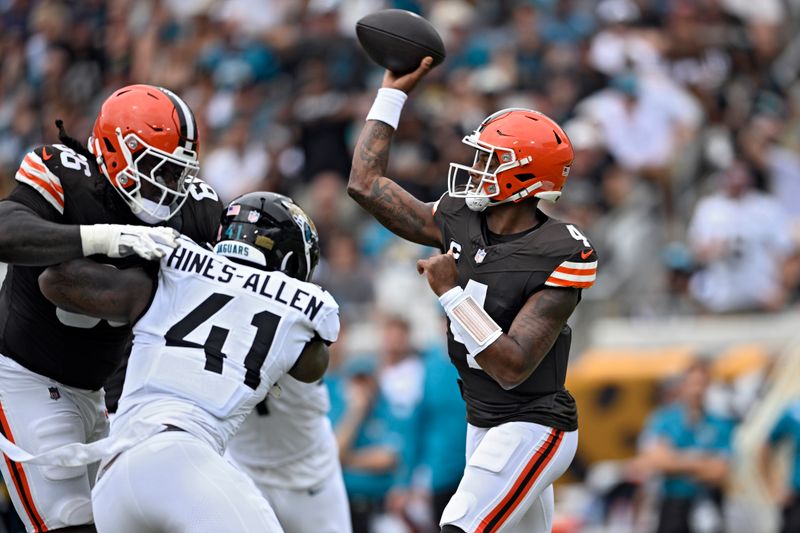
[215,192,320,282]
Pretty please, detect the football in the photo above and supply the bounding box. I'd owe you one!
[355,9,446,75]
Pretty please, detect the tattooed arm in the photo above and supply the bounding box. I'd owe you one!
[39,259,154,324]
[348,120,442,247]
[347,58,443,248]
[474,288,579,390]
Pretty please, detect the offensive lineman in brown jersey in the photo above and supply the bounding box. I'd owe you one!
[347,58,597,533]
[0,85,221,532]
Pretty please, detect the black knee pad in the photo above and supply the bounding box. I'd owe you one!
[441,525,466,533]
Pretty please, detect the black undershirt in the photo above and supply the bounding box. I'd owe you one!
[483,215,547,245]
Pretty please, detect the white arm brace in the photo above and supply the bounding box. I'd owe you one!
[438,286,502,364]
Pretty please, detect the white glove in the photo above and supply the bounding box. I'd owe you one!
[80,224,179,260]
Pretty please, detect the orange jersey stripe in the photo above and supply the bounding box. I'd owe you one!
[546,277,594,288]
[22,157,63,193]
[23,156,46,173]
[477,430,564,533]
[17,169,65,207]
[554,266,597,276]
[0,403,48,531]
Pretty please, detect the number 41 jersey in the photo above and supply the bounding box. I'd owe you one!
[433,195,598,432]
[113,236,339,453]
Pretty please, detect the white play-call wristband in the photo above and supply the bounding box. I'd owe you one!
[439,286,503,358]
[366,88,408,130]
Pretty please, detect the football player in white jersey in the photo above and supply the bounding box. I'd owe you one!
[27,192,339,533]
[227,375,352,533]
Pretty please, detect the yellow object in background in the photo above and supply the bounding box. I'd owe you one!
[567,347,696,467]
[566,344,770,471]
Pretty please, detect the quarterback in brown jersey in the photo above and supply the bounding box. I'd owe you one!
[348,58,597,533]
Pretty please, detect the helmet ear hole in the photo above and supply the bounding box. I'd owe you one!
[103,137,116,152]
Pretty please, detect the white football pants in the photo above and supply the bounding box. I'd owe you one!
[257,461,352,533]
[0,354,107,532]
[440,422,578,533]
[92,430,283,532]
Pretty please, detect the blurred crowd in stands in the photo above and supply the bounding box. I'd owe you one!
[2,0,800,318]
[2,0,800,531]
[2,0,800,316]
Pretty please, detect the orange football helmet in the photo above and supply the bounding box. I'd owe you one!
[447,108,574,211]
[88,84,200,223]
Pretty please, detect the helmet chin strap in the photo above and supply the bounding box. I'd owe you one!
[280,251,295,275]
[466,197,490,212]
[467,181,545,212]
[133,197,173,224]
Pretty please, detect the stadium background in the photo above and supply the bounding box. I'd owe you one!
[1,0,800,531]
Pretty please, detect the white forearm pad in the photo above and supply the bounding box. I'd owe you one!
[80,224,112,256]
[439,286,503,356]
[366,88,408,130]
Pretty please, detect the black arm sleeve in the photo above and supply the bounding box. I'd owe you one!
[5,183,62,222]
[0,191,83,266]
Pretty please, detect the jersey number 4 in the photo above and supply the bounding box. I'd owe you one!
[164,292,280,390]
[567,224,590,247]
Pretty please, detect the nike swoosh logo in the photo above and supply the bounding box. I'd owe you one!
[581,249,593,260]
[42,147,53,161]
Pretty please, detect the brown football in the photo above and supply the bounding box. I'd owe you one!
[356,9,446,75]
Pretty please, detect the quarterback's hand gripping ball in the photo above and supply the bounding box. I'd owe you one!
[382,57,434,95]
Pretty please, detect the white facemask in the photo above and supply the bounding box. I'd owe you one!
[133,197,173,224]
[466,196,490,212]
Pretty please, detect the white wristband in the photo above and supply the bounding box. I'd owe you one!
[438,286,502,357]
[79,225,110,256]
[438,286,464,308]
[366,88,408,130]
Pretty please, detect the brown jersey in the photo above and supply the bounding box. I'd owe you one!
[0,143,222,390]
[432,194,597,431]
